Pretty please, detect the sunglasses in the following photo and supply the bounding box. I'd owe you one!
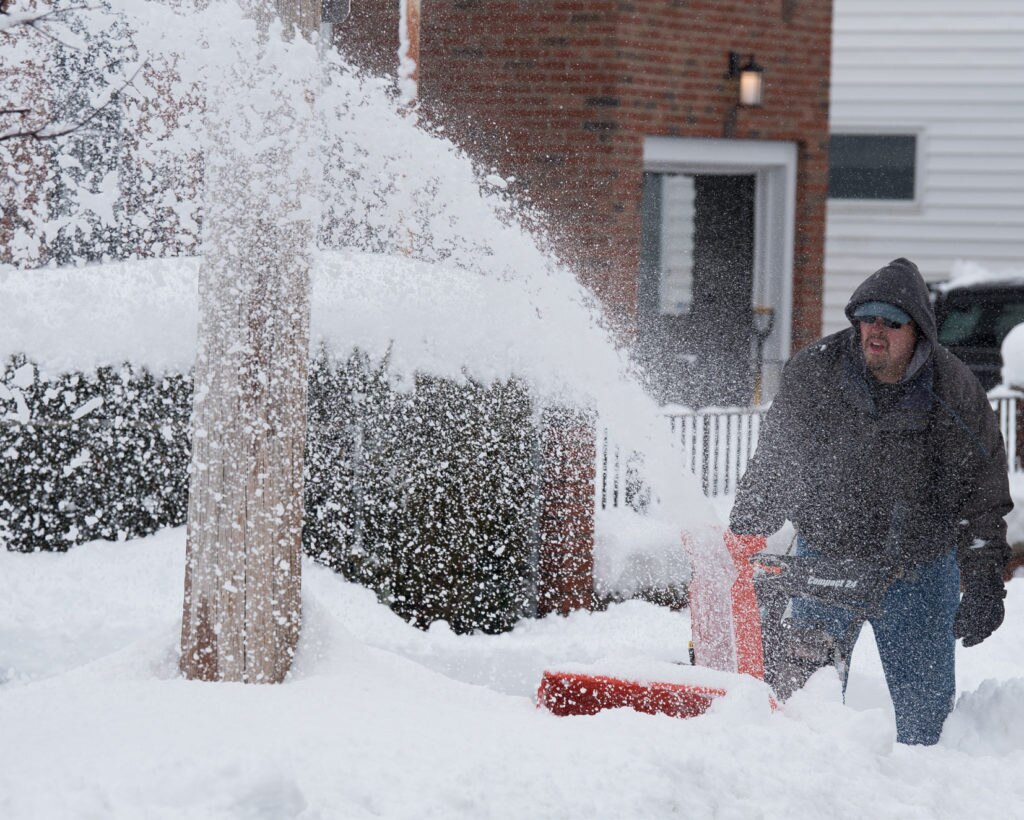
[857,315,908,330]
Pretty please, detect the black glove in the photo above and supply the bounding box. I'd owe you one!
[954,569,1006,648]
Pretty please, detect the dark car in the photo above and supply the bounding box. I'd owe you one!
[933,280,1024,391]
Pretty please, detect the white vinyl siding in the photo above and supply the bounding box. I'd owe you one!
[823,0,1024,336]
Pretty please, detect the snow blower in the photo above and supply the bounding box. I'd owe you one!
[537,529,889,718]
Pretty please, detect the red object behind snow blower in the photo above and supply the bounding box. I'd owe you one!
[537,530,772,719]
[537,670,728,719]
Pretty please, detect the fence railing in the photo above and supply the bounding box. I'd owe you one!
[597,405,768,507]
[662,405,766,497]
[598,389,1024,507]
[990,387,1023,473]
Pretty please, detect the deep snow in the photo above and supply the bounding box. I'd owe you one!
[2,528,1024,820]
[5,3,1024,813]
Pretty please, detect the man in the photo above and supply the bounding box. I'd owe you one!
[730,257,1012,745]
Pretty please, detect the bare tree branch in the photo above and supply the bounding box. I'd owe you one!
[0,60,146,142]
[0,3,95,29]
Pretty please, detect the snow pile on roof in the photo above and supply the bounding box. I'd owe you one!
[2,528,1024,818]
[936,260,1024,292]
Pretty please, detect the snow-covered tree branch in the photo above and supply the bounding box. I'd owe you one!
[0,3,91,32]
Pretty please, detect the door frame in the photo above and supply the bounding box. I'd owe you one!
[642,136,798,400]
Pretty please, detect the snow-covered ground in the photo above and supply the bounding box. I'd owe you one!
[2,528,1024,819]
[5,5,1024,812]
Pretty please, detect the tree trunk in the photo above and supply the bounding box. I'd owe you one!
[180,0,319,683]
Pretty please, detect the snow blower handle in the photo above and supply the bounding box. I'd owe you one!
[748,552,895,700]
[750,553,892,619]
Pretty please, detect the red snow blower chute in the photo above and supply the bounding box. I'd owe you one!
[537,529,887,718]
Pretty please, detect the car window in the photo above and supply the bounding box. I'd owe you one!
[994,304,1024,344]
[938,299,1024,348]
[938,304,983,346]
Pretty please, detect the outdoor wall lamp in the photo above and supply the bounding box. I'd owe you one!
[728,52,764,107]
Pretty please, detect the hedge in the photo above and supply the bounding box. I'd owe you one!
[1,351,540,633]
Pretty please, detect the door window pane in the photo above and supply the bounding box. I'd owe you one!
[658,174,696,315]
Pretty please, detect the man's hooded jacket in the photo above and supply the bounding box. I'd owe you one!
[730,258,1012,584]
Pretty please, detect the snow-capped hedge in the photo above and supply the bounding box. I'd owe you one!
[304,351,539,634]
[0,251,637,412]
[0,350,541,633]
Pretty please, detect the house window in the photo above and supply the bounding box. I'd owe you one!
[828,134,916,200]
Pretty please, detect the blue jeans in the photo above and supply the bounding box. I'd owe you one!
[791,540,960,745]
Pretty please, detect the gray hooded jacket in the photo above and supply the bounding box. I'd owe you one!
[731,258,1011,583]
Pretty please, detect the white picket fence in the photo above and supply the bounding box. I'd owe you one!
[990,387,1022,474]
[597,388,1024,507]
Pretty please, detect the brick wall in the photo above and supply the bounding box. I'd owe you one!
[538,406,596,616]
[330,1,832,349]
[418,2,637,321]
[332,1,401,78]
